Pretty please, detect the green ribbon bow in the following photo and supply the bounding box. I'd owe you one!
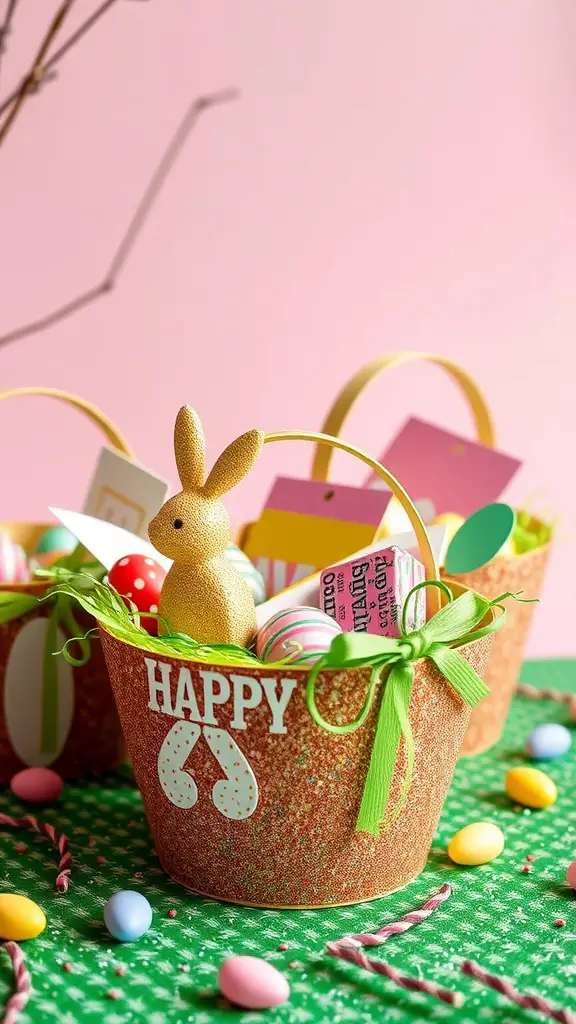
[0,589,92,756]
[306,581,509,837]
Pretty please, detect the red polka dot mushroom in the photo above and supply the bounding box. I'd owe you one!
[108,554,166,635]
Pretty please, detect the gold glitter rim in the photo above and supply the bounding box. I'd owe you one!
[159,860,413,910]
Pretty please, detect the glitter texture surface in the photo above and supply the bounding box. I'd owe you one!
[100,628,493,907]
[451,535,551,756]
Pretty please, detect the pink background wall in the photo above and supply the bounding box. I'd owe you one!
[0,1,573,655]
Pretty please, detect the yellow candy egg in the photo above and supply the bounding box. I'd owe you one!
[505,766,557,808]
[0,894,46,940]
[447,821,505,866]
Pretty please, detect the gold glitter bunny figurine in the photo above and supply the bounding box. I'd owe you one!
[148,406,264,646]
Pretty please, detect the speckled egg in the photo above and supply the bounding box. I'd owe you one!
[0,532,29,584]
[218,955,290,1010]
[447,822,505,866]
[256,606,342,664]
[0,894,46,940]
[505,766,557,808]
[526,723,572,761]
[35,526,77,555]
[225,544,267,605]
[10,767,64,803]
[104,891,153,942]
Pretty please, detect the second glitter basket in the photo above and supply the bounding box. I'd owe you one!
[99,428,505,909]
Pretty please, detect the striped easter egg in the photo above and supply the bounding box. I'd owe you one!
[0,532,30,584]
[256,606,342,665]
[225,543,267,605]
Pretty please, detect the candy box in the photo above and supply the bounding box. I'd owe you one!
[320,545,425,637]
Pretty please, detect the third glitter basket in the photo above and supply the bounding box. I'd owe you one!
[98,428,505,909]
[308,353,552,756]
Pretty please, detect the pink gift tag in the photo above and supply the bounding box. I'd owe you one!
[320,545,425,638]
[367,417,522,519]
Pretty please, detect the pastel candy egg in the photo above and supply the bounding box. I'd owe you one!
[225,544,266,605]
[256,606,342,664]
[10,767,64,803]
[505,766,557,808]
[35,526,77,555]
[31,550,70,571]
[526,723,572,761]
[218,955,290,1010]
[0,532,29,583]
[566,860,576,890]
[447,822,505,866]
[104,891,152,942]
[0,894,46,940]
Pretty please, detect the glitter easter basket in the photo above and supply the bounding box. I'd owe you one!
[99,430,503,909]
[310,353,552,757]
[0,388,130,781]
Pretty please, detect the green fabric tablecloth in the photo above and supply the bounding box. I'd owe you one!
[1,658,575,1024]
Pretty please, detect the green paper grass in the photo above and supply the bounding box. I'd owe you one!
[512,509,553,555]
[43,568,292,669]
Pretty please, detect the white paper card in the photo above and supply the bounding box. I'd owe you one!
[49,508,172,572]
[254,524,449,627]
[83,447,170,538]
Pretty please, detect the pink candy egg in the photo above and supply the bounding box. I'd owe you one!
[256,606,342,664]
[566,861,576,890]
[0,532,30,584]
[10,767,64,803]
[218,955,290,1010]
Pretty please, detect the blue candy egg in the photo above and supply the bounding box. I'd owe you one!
[35,527,77,555]
[526,723,572,761]
[104,891,152,942]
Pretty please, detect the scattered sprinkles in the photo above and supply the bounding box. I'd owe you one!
[62,963,73,974]
[278,942,288,951]
[167,909,177,919]
[555,919,566,928]
[522,865,531,874]
[106,989,121,1001]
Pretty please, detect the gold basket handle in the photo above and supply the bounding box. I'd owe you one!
[0,387,134,457]
[311,352,496,482]
[264,430,441,616]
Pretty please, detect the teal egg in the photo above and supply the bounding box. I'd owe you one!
[35,527,77,556]
[225,544,267,605]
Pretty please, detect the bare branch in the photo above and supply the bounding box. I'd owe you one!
[0,0,20,90]
[0,88,239,351]
[0,0,123,123]
[0,0,76,148]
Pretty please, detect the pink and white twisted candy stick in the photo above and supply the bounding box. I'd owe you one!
[516,682,576,716]
[328,942,463,1007]
[462,961,576,1024]
[0,814,71,892]
[337,882,452,949]
[2,942,31,1024]
[327,884,463,1007]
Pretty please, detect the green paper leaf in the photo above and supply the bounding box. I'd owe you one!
[445,502,516,575]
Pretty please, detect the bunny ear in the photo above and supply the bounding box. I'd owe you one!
[174,406,205,489]
[204,429,264,499]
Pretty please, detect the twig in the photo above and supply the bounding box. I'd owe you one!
[462,961,576,1024]
[0,0,19,90]
[1,942,31,1024]
[0,87,238,350]
[0,0,76,148]
[0,1,145,123]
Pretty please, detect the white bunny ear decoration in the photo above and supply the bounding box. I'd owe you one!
[204,429,265,499]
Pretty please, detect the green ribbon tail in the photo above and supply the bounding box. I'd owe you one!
[428,643,490,706]
[40,600,61,756]
[356,664,414,836]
